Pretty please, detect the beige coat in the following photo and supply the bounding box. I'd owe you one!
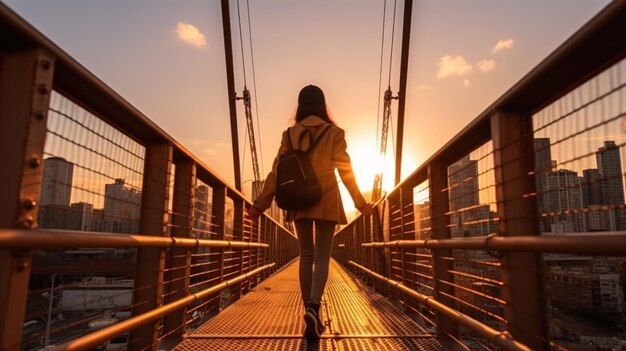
[253,115,366,224]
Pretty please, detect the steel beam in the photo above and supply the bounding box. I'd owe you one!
[220,0,242,191]
[0,49,54,351]
[490,111,548,350]
[394,0,413,186]
[130,143,172,351]
[428,162,458,340]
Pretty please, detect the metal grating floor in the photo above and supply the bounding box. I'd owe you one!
[175,259,448,351]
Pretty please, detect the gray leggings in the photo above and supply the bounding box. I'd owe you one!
[295,218,336,306]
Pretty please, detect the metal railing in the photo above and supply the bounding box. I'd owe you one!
[333,1,626,351]
[0,3,298,351]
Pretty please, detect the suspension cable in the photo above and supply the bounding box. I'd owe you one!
[235,0,262,196]
[372,0,399,202]
[376,0,388,146]
[242,88,261,196]
[387,0,398,88]
[246,0,265,176]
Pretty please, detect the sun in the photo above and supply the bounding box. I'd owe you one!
[346,142,380,192]
[337,136,423,217]
[343,140,422,202]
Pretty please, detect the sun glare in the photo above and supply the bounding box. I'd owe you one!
[339,138,423,218]
[346,140,422,199]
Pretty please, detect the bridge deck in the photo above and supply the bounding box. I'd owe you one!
[175,259,448,351]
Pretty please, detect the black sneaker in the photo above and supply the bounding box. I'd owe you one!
[304,307,321,340]
[315,312,325,336]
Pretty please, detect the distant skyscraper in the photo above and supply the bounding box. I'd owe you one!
[68,202,95,231]
[596,141,625,205]
[39,157,74,229]
[545,170,583,211]
[596,141,625,230]
[534,138,553,191]
[534,138,554,232]
[414,202,432,240]
[193,185,211,237]
[544,169,586,233]
[448,155,479,211]
[103,179,141,233]
[40,157,74,206]
[447,156,496,238]
[581,169,602,207]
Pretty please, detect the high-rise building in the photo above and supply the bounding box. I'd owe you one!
[581,169,602,207]
[446,155,500,326]
[68,202,95,231]
[193,185,211,237]
[40,157,74,206]
[39,157,74,229]
[545,170,583,211]
[414,202,431,240]
[448,155,479,212]
[597,141,625,205]
[534,138,554,232]
[534,138,553,191]
[544,169,586,233]
[596,141,626,230]
[103,179,141,233]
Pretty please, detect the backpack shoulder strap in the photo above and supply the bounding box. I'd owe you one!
[306,125,332,154]
[297,129,314,151]
[284,128,294,151]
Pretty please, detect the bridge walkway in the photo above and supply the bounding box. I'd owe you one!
[175,259,449,351]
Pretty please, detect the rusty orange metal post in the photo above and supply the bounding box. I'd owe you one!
[428,162,459,340]
[0,49,54,351]
[490,111,548,350]
[130,143,172,351]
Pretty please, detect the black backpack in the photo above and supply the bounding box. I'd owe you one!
[274,125,331,211]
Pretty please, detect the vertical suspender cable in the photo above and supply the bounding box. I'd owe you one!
[236,0,262,197]
[246,0,265,176]
[387,0,398,89]
[376,0,388,146]
[372,0,398,202]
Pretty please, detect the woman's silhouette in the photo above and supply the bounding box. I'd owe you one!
[247,85,371,340]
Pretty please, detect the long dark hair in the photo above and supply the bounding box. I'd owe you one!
[295,85,335,125]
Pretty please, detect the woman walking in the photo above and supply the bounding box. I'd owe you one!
[247,85,371,340]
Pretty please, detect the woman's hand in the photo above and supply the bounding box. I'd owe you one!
[246,205,264,220]
[357,203,373,217]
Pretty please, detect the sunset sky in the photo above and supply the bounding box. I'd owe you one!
[4,0,613,209]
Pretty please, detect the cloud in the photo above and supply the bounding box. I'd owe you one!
[436,55,473,79]
[417,84,432,90]
[491,38,514,53]
[477,59,495,73]
[176,22,207,48]
[463,79,471,87]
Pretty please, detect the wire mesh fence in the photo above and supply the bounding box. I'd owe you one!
[14,88,298,350]
[531,57,626,350]
[41,92,145,234]
[332,31,626,351]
